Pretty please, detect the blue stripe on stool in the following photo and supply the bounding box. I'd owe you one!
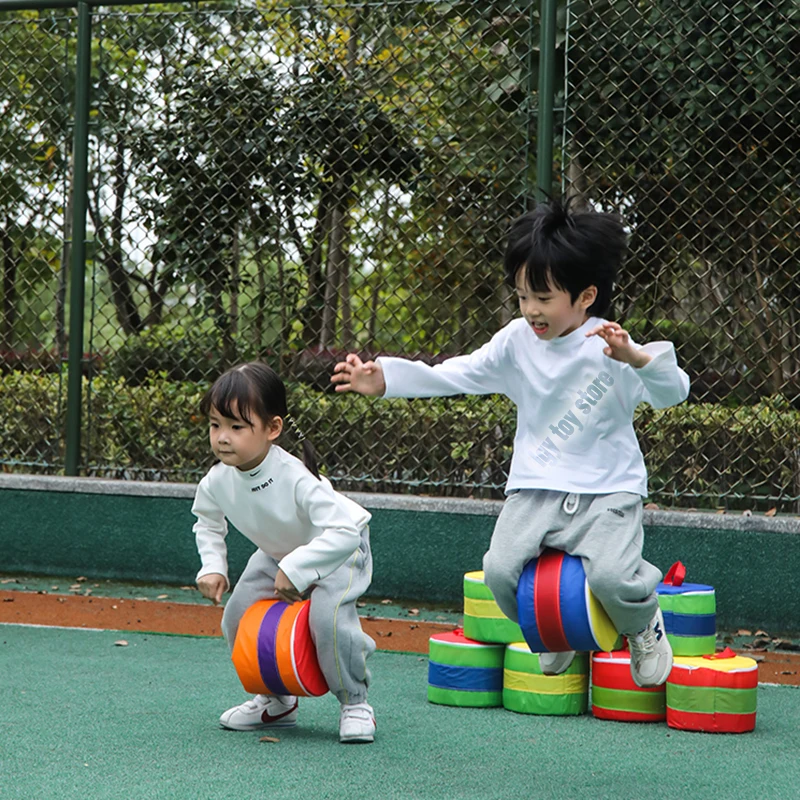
[559,554,594,650]
[662,611,716,637]
[428,662,503,693]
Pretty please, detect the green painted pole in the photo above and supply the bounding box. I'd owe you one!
[64,1,92,476]
[536,0,557,203]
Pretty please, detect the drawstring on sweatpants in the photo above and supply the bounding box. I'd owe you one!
[562,493,579,515]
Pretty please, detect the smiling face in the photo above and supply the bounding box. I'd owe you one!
[515,267,598,340]
[208,400,282,471]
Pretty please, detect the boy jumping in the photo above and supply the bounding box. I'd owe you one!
[331,198,689,686]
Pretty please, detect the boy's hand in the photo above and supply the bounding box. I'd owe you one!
[586,321,652,368]
[197,573,227,605]
[274,569,303,605]
[330,354,387,396]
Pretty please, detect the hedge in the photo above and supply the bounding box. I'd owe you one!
[1,371,799,512]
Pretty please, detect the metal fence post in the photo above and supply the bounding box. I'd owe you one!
[536,0,557,202]
[64,0,92,475]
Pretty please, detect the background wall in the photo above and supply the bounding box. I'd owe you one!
[2,475,799,634]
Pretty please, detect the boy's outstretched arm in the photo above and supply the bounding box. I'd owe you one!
[331,354,387,396]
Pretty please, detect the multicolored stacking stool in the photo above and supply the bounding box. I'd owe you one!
[503,643,589,715]
[463,570,524,644]
[231,599,328,697]
[591,650,666,723]
[428,629,505,707]
[667,648,758,733]
[656,561,717,656]
[517,549,622,654]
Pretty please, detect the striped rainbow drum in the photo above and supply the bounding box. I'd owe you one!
[656,561,717,656]
[591,650,666,723]
[667,648,758,733]
[428,629,505,707]
[517,549,622,654]
[503,643,589,715]
[231,599,328,697]
[463,571,524,644]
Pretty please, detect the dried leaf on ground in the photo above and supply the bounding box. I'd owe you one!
[737,629,752,637]
[259,736,280,743]
[765,508,777,517]
[408,609,420,616]
[380,599,392,605]
[644,503,659,510]
[114,640,129,646]
[156,594,169,599]
[76,576,87,582]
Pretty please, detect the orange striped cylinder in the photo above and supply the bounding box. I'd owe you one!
[591,650,666,723]
[231,599,328,697]
[666,648,757,733]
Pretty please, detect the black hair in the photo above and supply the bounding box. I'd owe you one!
[200,362,320,479]
[503,196,627,317]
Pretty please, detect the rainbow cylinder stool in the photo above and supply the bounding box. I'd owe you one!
[517,549,622,654]
[591,650,666,723]
[656,561,717,656]
[231,599,328,697]
[428,629,504,707]
[463,570,524,644]
[503,643,589,715]
[666,648,758,733]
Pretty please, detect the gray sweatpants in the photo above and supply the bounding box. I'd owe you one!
[483,490,661,639]
[221,527,376,705]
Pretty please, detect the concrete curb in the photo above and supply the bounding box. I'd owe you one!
[2,472,799,534]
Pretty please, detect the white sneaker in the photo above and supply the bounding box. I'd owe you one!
[219,694,298,731]
[629,607,673,687]
[339,702,376,744]
[538,650,576,675]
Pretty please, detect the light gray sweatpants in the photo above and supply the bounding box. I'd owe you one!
[221,527,376,705]
[483,490,661,639]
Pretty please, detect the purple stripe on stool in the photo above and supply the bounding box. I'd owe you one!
[257,602,291,696]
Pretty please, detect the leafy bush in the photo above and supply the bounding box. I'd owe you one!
[2,371,799,512]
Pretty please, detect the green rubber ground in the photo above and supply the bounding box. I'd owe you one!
[2,624,800,800]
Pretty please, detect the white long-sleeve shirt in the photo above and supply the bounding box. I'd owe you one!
[377,316,690,497]
[192,444,371,593]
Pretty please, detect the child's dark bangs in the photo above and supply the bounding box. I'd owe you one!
[207,372,257,425]
[525,254,566,296]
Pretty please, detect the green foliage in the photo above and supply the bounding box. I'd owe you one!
[3,371,799,511]
[103,322,262,386]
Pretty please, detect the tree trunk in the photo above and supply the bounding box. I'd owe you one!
[1,219,18,351]
[57,150,73,356]
[320,191,345,349]
[230,223,239,336]
[368,183,392,347]
[104,136,143,335]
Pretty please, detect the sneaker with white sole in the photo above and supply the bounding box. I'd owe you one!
[628,607,673,687]
[219,694,298,731]
[339,702,376,744]
[538,650,576,675]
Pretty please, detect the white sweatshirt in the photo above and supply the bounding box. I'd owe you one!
[192,444,371,593]
[377,316,690,497]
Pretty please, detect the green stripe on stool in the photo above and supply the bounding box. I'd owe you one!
[504,647,589,676]
[658,593,716,615]
[666,684,757,715]
[667,634,717,656]
[504,687,587,715]
[428,685,502,707]
[429,641,504,669]
[591,685,666,715]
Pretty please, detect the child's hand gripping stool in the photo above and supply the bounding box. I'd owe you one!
[332,197,690,688]
[192,362,377,743]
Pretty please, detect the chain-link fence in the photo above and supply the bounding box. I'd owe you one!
[1,0,799,511]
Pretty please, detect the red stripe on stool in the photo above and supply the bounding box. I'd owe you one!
[535,551,570,652]
[667,709,756,733]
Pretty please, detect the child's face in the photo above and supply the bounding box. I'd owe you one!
[208,401,281,472]
[515,268,597,341]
